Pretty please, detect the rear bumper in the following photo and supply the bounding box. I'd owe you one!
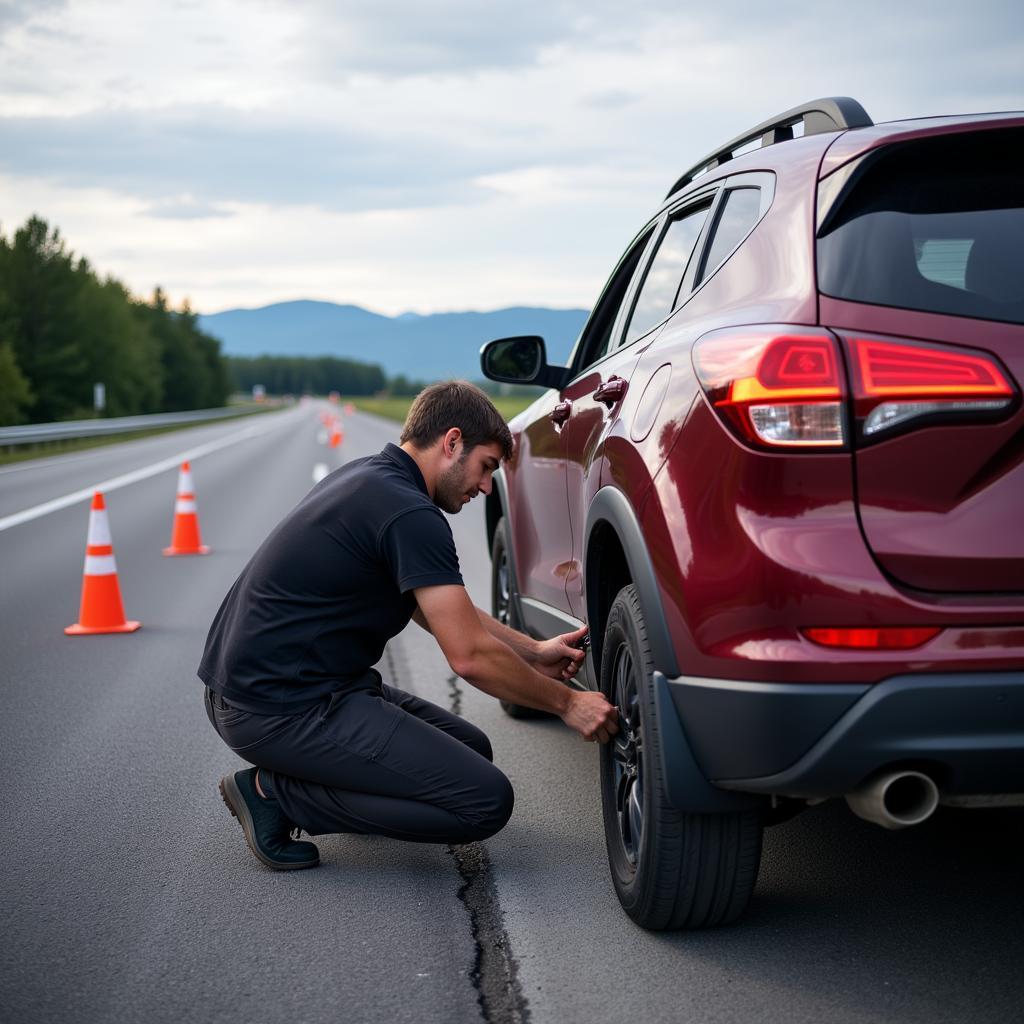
[659,670,1024,804]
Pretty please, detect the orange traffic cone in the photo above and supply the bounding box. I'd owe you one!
[65,492,141,635]
[329,423,344,448]
[163,461,210,556]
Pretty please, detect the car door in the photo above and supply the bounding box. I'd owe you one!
[508,226,658,627]
[549,225,655,619]
[562,196,716,617]
[507,387,577,613]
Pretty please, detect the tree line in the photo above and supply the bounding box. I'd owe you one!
[224,359,531,400]
[226,355,393,397]
[0,216,230,425]
[0,214,504,427]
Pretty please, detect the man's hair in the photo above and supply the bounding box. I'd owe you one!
[400,380,513,460]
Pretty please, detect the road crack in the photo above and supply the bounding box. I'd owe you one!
[447,672,462,716]
[446,674,530,1024]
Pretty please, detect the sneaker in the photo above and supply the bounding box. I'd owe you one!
[219,768,320,870]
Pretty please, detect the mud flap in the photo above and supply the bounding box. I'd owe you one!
[652,671,762,813]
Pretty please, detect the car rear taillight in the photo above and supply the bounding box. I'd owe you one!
[692,326,846,449]
[803,626,942,650]
[694,326,1019,451]
[841,333,1016,440]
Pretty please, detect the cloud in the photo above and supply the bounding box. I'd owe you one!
[294,0,681,77]
[0,106,498,210]
[143,196,236,220]
[0,0,64,37]
[580,90,640,110]
[1,0,1022,317]
[0,98,620,214]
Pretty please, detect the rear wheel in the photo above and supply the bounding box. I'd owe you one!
[491,517,548,719]
[599,585,763,929]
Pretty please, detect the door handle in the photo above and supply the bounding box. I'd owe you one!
[593,376,627,406]
[550,400,572,425]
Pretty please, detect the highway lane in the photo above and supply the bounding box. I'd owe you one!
[0,406,479,1024]
[2,408,1022,1024]
[0,405,307,524]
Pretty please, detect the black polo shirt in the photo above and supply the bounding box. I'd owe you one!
[198,443,463,712]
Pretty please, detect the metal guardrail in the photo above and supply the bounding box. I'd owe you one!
[0,405,264,446]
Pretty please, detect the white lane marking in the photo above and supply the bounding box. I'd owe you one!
[312,463,328,483]
[316,428,328,445]
[0,410,304,533]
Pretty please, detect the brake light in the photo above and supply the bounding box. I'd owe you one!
[844,334,1015,438]
[692,327,846,449]
[803,627,942,650]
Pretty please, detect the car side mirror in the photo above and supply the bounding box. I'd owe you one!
[480,336,570,390]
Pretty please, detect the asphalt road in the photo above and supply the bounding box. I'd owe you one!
[1,404,1021,1024]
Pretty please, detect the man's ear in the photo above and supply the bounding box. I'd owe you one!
[442,427,462,459]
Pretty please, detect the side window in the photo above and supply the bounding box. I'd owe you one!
[572,227,655,374]
[622,203,711,346]
[697,187,761,284]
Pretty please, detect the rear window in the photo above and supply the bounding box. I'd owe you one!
[817,128,1024,325]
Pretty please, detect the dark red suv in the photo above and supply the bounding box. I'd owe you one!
[480,98,1024,931]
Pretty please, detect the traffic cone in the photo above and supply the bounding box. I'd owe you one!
[329,423,344,448]
[163,461,210,556]
[65,492,141,635]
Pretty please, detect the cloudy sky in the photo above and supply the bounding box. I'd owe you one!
[1,0,1021,315]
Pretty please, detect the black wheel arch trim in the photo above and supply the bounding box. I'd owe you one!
[587,487,760,813]
[485,468,510,555]
[486,469,527,631]
[584,486,679,677]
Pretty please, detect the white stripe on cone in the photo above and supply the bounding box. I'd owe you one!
[88,507,112,547]
[175,498,198,513]
[178,467,195,494]
[84,554,118,575]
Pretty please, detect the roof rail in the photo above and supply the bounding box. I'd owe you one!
[665,96,873,199]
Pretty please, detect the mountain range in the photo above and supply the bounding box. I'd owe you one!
[197,300,589,382]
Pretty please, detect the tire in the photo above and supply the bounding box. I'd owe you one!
[598,585,764,929]
[491,517,549,720]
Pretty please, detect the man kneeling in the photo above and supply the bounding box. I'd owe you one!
[199,380,619,869]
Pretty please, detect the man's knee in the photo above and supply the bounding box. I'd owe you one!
[466,727,493,762]
[460,769,514,842]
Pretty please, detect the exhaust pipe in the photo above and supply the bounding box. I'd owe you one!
[846,770,940,830]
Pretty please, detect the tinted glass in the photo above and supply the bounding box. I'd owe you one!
[623,204,710,346]
[817,128,1024,325]
[574,228,654,372]
[698,188,761,282]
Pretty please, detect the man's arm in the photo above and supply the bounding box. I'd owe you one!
[477,608,539,660]
[412,603,586,680]
[414,584,618,743]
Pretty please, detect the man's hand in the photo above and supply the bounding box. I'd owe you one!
[561,690,620,744]
[533,623,589,681]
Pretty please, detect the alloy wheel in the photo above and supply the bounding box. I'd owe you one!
[496,548,511,625]
[610,642,644,866]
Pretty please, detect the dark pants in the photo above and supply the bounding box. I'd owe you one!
[204,674,514,844]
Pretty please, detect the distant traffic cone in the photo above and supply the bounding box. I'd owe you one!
[163,461,210,556]
[65,492,141,635]
[329,423,343,448]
